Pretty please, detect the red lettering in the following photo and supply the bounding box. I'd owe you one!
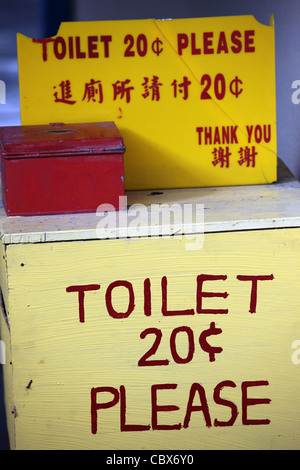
[151,384,181,430]
[231,125,238,143]
[87,35,99,58]
[203,32,214,54]
[66,273,274,322]
[161,276,195,316]
[231,30,242,53]
[213,127,221,144]
[196,274,229,314]
[120,385,150,431]
[53,36,66,60]
[66,284,100,323]
[184,382,212,428]
[91,386,119,434]
[255,125,262,143]
[105,280,135,318]
[177,33,189,55]
[217,31,229,54]
[213,380,238,426]
[138,328,169,367]
[196,126,239,145]
[32,38,54,61]
[203,124,212,145]
[241,381,271,425]
[170,326,195,364]
[222,126,230,143]
[191,32,201,54]
[245,30,255,52]
[100,35,112,57]
[75,36,86,58]
[68,36,74,59]
[196,127,204,145]
[236,274,274,313]
[90,380,271,433]
[144,278,151,316]
[204,125,212,144]
[264,124,271,143]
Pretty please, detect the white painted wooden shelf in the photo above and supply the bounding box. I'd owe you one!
[0,159,299,245]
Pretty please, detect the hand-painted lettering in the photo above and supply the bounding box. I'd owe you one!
[196,274,229,314]
[35,35,112,61]
[66,284,100,323]
[177,30,255,55]
[105,280,135,319]
[196,124,272,145]
[236,274,274,313]
[66,273,274,322]
[90,380,270,433]
[138,323,223,367]
[241,381,271,425]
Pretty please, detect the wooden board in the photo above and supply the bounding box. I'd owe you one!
[0,160,298,245]
[0,160,300,450]
[1,228,300,449]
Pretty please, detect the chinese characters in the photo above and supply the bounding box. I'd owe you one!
[52,78,271,171]
[212,145,258,168]
[196,124,272,169]
[52,75,194,105]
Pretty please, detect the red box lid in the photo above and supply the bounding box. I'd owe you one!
[0,121,125,158]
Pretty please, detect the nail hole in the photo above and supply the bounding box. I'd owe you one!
[149,191,164,196]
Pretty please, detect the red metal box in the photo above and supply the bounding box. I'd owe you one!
[0,121,126,216]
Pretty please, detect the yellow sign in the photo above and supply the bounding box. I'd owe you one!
[17,16,277,190]
[1,227,300,450]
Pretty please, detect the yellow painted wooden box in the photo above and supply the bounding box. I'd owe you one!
[0,161,300,450]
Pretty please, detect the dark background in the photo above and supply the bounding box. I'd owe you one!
[1,0,300,450]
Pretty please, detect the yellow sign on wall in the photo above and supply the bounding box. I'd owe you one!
[17,16,277,190]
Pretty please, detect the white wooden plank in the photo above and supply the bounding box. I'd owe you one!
[0,160,299,244]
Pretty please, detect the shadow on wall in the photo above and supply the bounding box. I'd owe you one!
[0,365,9,450]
